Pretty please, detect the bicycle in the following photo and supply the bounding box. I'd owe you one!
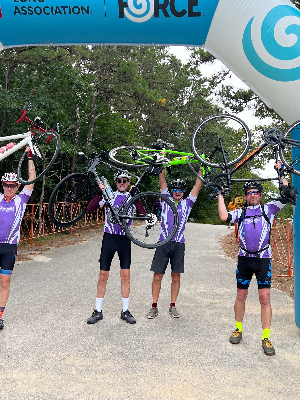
[189,113,300,203]
[0,103,60,185]
[48,151,179,249]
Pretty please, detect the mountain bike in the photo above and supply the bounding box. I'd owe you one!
[189,114,300,203]
[0,103,60,185]
[48,151,179,249]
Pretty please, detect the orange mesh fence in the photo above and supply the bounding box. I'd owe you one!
[20,203,104,244]
[271,218,294,277]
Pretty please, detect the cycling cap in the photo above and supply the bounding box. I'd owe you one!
[114,170,131,181]
[243,181,263,194]
[170,179,187,191]
[1,172,20,184]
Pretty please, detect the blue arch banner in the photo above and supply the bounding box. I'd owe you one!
[0,1,220,47]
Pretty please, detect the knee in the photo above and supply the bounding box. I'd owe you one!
[0,277,11,291]
[98,271,109,284]
[236,290,248,302]
[153,273,163,283]
[259,293,271,306]
[121,270,130,284]
[171,273,180,283]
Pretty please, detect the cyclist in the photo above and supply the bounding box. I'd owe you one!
[217,161,289,356]
[86,170,137,325]
[0,149,35,330]
[147,168,203,319]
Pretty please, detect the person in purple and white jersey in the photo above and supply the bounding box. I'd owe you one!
[0,149,35,330]
[86,170,137,325]
[218,161,289,356]
[147,168,203,320]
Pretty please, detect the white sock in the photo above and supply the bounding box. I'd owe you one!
[96,297,104,312]
[122,297,129,312]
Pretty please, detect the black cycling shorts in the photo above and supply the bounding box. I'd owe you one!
[236,255,271,289]
[99,233,131,271]
[151,241,185,274]
[0,243,17,276]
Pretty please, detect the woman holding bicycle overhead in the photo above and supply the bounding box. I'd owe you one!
[0,148,36,330]
[217,161,289,356]
[86,170,138,325]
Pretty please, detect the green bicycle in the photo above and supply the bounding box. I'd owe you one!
[109,139,202,169]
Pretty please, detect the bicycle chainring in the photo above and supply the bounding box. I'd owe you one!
[263,128,283,145]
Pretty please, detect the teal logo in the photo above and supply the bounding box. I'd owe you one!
[243,5,300,82]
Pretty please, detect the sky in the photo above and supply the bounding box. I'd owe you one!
[168,46,277,179]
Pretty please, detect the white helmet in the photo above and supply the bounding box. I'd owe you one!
[114,170,131,181]
[1,172,20,183]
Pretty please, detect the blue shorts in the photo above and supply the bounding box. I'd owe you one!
[0,243,17,276]
[236,256,271,289]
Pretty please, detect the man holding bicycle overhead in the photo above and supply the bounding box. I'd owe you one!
[147,168,202,319]
[0,148,35,330]
[217,161,289,356]
[86,170,137,325]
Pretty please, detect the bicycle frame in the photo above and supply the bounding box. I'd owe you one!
[0,132,32,161]
[83,154,153,226]
[128,148,198,166]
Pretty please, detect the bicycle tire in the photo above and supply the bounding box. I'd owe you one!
[279,120,300,176]
[48,173,93,228]
[109,146,156,168]
[191,114,251,168]
[17,130,60,185]
[122,191,179,249]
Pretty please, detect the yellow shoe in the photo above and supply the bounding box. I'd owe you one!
[229,329,242,344]
[262,338,275,356]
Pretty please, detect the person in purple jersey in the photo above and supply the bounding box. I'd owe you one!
[147,168,203,319]
[218,161,289,356]
[86,170,137,325]
[0,148,35,330]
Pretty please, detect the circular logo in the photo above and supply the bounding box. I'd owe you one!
[243,5,300,82]
[124,0,154,23]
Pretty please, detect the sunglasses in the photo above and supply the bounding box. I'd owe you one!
[172,188,183,193]
[116,178,129,184]
[2,183,18,189]
[246,190,261,195]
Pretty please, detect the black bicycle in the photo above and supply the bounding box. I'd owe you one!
[48,152,179,249]
[188,114,300,203]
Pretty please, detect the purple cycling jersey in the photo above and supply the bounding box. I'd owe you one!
[99,191,135,235]
[0,187,32,244]
[159,188,196,244]
[229,201,285,258]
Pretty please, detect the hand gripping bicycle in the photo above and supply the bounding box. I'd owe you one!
[189,114,299,204]
[0,103,60,185]
[48,152,179,249]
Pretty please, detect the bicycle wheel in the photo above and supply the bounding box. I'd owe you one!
[122,191,179,249]
[109,146,157,168]
[280,120,300,176]
[191,114,251,168]
[48,173,93,228]
[17,130,60,185]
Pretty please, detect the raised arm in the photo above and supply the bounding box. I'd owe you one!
[159,168,168,191]
[218,193,229,221]
[25,147,36,191]
[191,169,203,198]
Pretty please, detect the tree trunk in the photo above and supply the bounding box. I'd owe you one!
[86,88,98,151]
[70,104,81,174]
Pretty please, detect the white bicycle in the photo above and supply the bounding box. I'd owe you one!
[0,104,60,185]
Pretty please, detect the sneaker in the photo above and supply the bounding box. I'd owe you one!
[87,309,103,324]
[147,307,158,319]
[262,338,275,356]
[121,310,136,324]
[229,329,242,344]
[0,318,4,330]
[169,306,180,318]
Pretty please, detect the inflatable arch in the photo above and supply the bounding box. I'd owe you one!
[1,0,300,325]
